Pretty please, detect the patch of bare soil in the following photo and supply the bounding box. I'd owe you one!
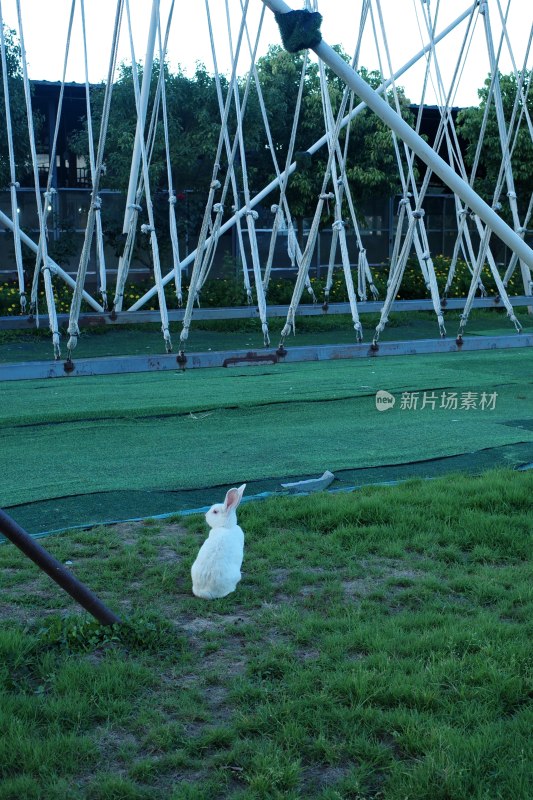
[181,613,252,634]
[295,647,320,662]
[300,764,353,793]
[359,555,430,577]
[270,567,291,586]
[0,519,191,627]
[343,557,431,600]
[268,559,431,606]
[0,601,62,626]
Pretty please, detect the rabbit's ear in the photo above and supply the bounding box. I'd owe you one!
[224,484,246,511]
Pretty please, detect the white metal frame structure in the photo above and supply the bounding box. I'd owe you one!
[0,0,531,377]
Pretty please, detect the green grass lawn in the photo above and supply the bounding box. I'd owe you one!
[1,469,532,799]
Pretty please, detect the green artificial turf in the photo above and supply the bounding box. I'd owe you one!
[0,470,532,799]
[1,348,532,535]
[0,346,530,427]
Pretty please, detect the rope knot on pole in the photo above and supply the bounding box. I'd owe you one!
[246,209,259,220]
[213,203,224,213]
[274,9,322,53]
[140,224,154,234]
[210,179,221,190]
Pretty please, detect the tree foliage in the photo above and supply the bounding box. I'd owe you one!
[246,47,413,231]
[456,70,533,220]
[69,60,223,261]
[0,26,33,189]
[70,61,224,193]
[70,48,413,239]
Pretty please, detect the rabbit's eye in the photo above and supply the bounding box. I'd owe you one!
[213,509,218,514]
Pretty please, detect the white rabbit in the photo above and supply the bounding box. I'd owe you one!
[191,484,246,599]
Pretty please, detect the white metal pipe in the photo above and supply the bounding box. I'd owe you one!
[0,210,103,312]
[261,0,533,270]
[129,3,476,311]
[122,0,160,233]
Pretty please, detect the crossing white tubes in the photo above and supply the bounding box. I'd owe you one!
[122,0,160,234]
[0,209,103,312]
[129,3,478,311]
[0,0,25,311]
[260,0,533,271]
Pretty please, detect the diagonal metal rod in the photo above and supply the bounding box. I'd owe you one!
[129,2,478,311]
[0,507,122,625]
[261,0,533,270]
[0,209,104,313]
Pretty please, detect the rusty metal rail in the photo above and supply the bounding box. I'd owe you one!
[0,333,531,381]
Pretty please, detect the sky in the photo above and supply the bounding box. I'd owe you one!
[0,0,530,108]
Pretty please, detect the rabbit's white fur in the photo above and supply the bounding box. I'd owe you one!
[191,484,246,599]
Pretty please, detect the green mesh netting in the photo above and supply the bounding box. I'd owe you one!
[4,443,531,537]
[1,350,532,537]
